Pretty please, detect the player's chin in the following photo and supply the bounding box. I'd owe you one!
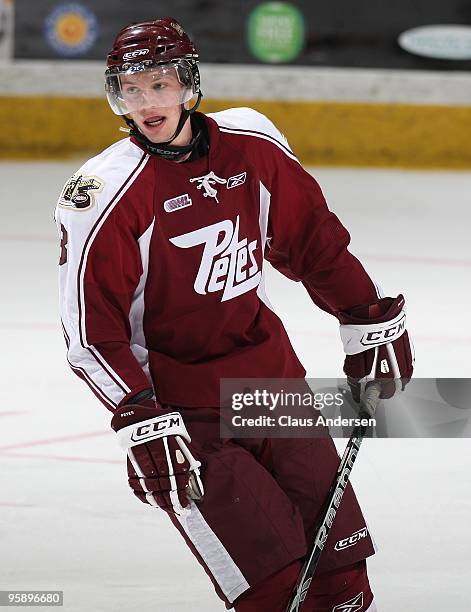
[139,125,172,144]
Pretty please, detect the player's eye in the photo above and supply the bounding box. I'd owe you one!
[124,86,140,95]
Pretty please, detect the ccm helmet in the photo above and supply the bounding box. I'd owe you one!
[105,18,203,159]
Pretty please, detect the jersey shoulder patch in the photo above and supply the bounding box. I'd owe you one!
[208,107,297,161]
[56,138,148,215]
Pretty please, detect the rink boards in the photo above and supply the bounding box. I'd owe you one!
[1,62,471,167]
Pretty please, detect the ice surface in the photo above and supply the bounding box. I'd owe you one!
[0,161,470,611]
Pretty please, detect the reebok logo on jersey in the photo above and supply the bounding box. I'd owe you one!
[332,591,363,612]
[164,193,192,212]
[59,174,104,211]
[334,527,368,551]
[227,171,246,189]
[190,171,227,203]
[170,215,261,302]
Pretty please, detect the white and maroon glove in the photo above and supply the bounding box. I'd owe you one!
[111,401,204,516]
[338,294,414,401]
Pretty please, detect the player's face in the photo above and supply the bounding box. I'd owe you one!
[123,70,192,145]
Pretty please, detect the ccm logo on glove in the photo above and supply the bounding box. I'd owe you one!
[361,312,406,347]
[116,412,185,447]
[111,402,204,515]
[131,414,182,442]
[338,294,414,400]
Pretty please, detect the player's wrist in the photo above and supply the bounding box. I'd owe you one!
[111,400,181,432]
[122,387,155,406]
[338,295,406,355]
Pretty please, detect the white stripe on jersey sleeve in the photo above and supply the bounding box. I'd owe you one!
[256,181,275,313]
[129,218,155,388]
[208,106,300,163]
[56,139,150,407]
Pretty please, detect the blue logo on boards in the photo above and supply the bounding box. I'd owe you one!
[44,3,98,57]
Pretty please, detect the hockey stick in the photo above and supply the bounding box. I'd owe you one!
[286,382,382,612]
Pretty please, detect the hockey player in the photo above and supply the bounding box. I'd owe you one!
[55,18,413,612]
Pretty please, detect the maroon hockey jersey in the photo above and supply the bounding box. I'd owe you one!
[55,107,378,411]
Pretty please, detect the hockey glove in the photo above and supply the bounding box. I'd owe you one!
[338,294,414,401]
[111,401,204,516]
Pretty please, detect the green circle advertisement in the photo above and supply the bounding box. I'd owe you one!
[248,2,305,63]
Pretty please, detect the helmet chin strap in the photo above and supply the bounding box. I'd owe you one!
[124,92,203,161]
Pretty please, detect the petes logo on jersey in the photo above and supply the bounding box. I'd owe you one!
[170,215,261,302]
[190,170,247,203]
[332,592,364,612]
[190,171,227,203]
[59,174,104,211]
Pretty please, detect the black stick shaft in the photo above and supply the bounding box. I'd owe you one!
[286,383,381,612]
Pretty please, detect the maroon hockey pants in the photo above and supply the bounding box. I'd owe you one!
[167,408,375,608]
[234,559,373,611]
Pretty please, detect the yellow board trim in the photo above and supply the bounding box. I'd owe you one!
[1,96,470,168]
